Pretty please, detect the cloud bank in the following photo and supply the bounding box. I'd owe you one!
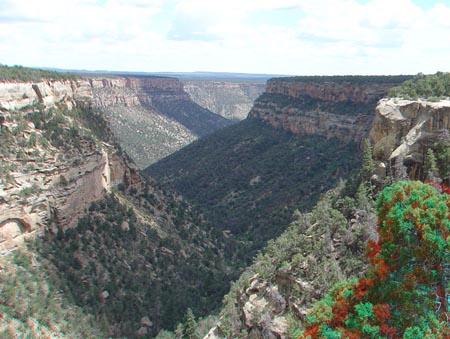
[0,0,449,75]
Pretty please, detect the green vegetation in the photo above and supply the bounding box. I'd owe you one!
[424,148,439,181]
[216,180,374,339]
[0,250,106,338]
[299,181,450,338]
[146,118,361,266]
[153,313,219,339]
[433,141,450,183]
[388,72,450,99]
[273,75,412,85]
[182,308,199,339]
[24,104,112,147]
[150,96,233,137]
[1,97,231,337]
[361,139,374,185]
[39,190,230,337]
[0,64,76,81]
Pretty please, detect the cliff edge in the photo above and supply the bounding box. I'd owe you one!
[249,76,410,142]
[370,98,450,181]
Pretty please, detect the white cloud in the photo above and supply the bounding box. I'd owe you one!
[0,0,449,74]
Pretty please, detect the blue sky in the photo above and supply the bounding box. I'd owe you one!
[1,0,449,75]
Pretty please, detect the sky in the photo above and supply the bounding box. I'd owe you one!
[0,0,449,75]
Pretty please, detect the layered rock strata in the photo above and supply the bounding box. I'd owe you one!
[249,78,405,142]
[183,80,266,120]
[0,76,232,168]
[369,98,450,181]
[0,78,144,254]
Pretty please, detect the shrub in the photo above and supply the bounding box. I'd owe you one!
[299,181,450,338]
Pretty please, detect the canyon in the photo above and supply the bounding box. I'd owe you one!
[146,76,410,269]
[0,82,141,254]
[0,76,232,168]
[204,78,450,339]
[2,69,449,338]
[0,73,232,337]
[183,80,266,121]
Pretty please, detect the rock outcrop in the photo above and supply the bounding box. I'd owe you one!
[0,79,143,254]
[369,98,450,181]
[183,80,266,120]
[207,188,374,339]
[89,76,201,168]
[0,79,91,112]
[249,77,408,142]
[0,135,140,255]
[265,80,391,104]
[0,76,233,168]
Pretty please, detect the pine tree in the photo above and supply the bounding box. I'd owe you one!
[361,139,374,184]
[182,308,198,339]
[424,148,439,181]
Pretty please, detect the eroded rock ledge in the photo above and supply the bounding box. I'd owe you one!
[249,78,405,142]
[369,98,450,181]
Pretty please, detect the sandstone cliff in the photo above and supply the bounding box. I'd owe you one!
[249,77,409,142]
[0,80,142,254]
[0,79,91,112]
[183,80,266,120]
[369,98,450,181]
[0,73,233,336]
[0,76,232,168]
[90,76,201,168]
[94,76,233,167]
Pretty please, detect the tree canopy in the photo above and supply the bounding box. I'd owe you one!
[299,181,450,339]
[388,72,450,99]
[0,64,76,81]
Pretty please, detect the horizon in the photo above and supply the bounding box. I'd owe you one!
[2,65,423,79]
[1,0,449,75]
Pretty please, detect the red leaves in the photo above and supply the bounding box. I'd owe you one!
[299,181,450,339]
[300,325,320,339]
[342,329,361,339]
[427,181,450,195]
[366,239,380,263]
[354,277,373,300]
[440,183,450,194]
[373,303,391,323]
[331,295,350,327]
[366,239,391,279]
[379,324,397,338]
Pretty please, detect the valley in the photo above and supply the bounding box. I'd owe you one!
[0,68,234,337]
[182,79,266,121]
[0,66,449,339]
[145,75,408,267]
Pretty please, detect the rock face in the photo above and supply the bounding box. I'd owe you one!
[0,79,91,112]
[249,77,408,142]
[183,80,266,120]
[89,76,202,168]
[92,76,233,167]
[369,98,450,181]
[0,76,232,168]
[0,79,142,254]
[265,80,391,104]
[0,147,139,255]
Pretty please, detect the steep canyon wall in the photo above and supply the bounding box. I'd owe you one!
[183,80,266,120]
[369,98,450,182]
[249,77,409,142]
[0,77,147,253]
